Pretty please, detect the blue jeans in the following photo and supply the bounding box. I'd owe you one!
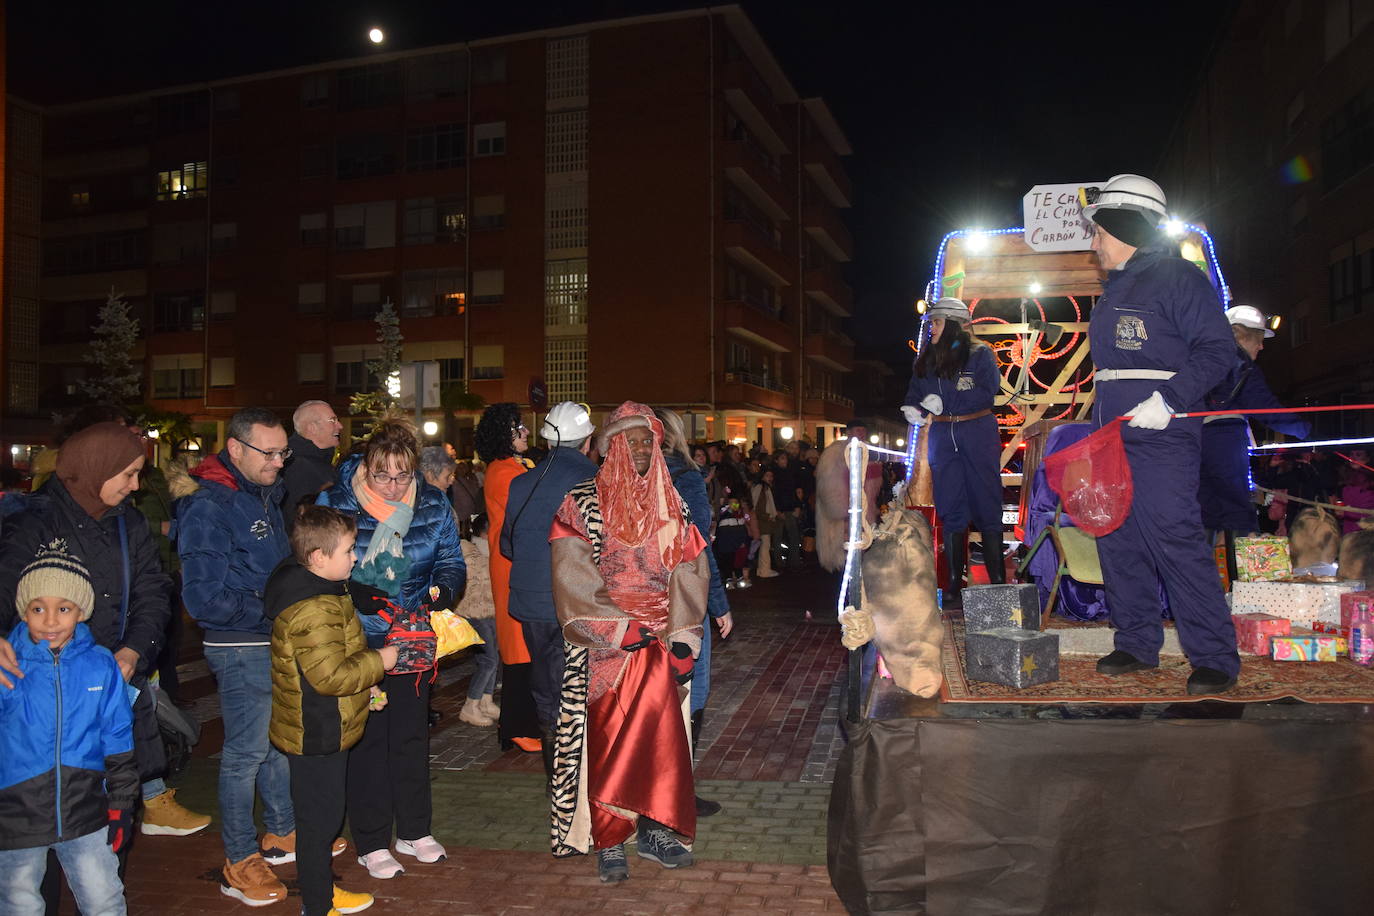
[204,645,294,863]
[691,624,712,714]
[0,829,125,916]
[465,617,500,700]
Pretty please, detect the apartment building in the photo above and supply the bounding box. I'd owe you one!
[1,5,855,461]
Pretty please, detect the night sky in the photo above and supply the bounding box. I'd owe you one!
[8,0,1234,367]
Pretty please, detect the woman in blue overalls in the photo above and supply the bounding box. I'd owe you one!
[903,297,1005,606]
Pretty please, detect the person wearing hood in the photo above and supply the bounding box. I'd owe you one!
[173,407,300,906]
[0,421,209,850]
[282,400,343,531]
[1081,174,1241,696]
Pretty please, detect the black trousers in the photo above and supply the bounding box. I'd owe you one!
[346,672,432,856]
[496,662,541,747]
[521,620,566,729]
[288,751,347,916]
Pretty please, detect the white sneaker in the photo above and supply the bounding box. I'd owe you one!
[395,835,447,863]
[358,849,406,879]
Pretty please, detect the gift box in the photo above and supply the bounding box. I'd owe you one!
[1234,536,1292,582]
[1339,591,1374,630]
[965,627,1059,688]
[1232,612,1291,656]
[1271,633,1341,662]
[962,584,1041,633]
[1231,579,1366,626]
[1299,625,1349,656]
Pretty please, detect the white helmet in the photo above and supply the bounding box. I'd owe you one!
[927,297,972,323]
[1225,304,1275,338]
[1080,174,1168,223]
[540,401,595,446]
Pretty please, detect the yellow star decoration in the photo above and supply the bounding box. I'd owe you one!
[1021,654,1039,677]
[1009,607,1023,627]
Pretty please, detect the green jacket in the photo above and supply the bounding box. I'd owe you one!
[265,558,383,756]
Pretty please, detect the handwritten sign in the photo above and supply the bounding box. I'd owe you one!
[1022,182,1102,252]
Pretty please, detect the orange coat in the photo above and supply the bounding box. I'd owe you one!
[484,456,531,664]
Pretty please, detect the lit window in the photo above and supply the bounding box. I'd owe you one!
[69,184,91,211]
[156,162,209,200]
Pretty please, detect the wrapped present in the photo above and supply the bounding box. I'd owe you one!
[1231,579,1366,626]
[1234,536,1292,582]
[962,584,1040,633]
[1296,625,1349,656]
[965,627,1059,688]
[1232,612,1290,656]
[1271,633,1340,662]
[1340,591,1374,630]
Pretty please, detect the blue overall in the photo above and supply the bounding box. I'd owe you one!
[905,343,1002,533]
[1198,347,1310,532]
[1089,244,1241,677]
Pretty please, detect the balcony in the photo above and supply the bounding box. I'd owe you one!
[721,137,790,221]
[723,299,793,353]
[720,59,789,156]
[719,370,793,414]
[802,203,853,263]
[722,219,793,287]
[804,331,854,372]
[803,266,853,317]
[803,135,852,208]
[803,390,854,424]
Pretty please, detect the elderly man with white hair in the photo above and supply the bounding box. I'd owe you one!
[283,400,343,528]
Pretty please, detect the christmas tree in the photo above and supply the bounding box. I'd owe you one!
[82,288,142,403]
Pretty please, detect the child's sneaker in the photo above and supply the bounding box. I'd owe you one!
[141,789,211,836]
[358,849,406,879]
[220,853,287,907]
[395,835,447,863]
[597,844,629,883]
[332,885,375,914]
[259,830,296,865]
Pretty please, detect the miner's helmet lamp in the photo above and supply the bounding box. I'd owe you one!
[927,297,972,323]
[1225,304,1277,339]
[1078,174,1169,223]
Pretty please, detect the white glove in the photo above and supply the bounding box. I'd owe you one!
[1126,391,1174,430]
[901,405,922,426]
[920,394,944,415]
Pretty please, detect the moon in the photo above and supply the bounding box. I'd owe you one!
[369,28,385,44]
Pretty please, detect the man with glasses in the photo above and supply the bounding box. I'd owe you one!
[283,399,344,529]
[174,407,307,906]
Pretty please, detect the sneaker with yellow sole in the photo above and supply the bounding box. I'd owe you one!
[260,831,347,865]
[140,789,211,837]
[333,886,375,914]
[220,853,286,907]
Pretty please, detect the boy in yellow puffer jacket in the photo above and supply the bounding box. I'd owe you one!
[266,506,397,916]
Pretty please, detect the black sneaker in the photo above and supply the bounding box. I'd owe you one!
[1186,666,1238,696]
[636,826,694,869]
[1096,649,1154,676]
[695,794,722,817]
[597,844,629,883]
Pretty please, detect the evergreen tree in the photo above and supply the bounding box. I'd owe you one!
[82,288,142,403]
[349,298,404,422]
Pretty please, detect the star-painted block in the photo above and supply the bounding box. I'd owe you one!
[965,627,1059,688]
[963,584,1041,633]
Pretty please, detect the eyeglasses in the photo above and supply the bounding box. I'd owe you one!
[512,425,529,435]
[370,471,415,486]
[237,440,292,462]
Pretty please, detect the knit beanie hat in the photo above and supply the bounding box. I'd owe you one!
[56,421,146,520]
[1091,207,1159,249]
[16,539,95,621]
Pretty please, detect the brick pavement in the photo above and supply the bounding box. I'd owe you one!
[70,566,851,914]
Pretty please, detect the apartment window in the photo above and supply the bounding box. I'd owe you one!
[403,196,466,244]
[545,337,587,403]
[406,51,467,101]
[69,183,91,212]
[339,281,387,320]
[334,201,396,250]
[155,161,208,200]
[210,290,237,320]
[471,345,505,379]
[155,92,209,134]
[336,61,402,110]
[1328,240,1367,322]
[473,194,505,230]
[1321,83,1374,191]
[301,144,329,180]
[216,156,240,188]
[300,212,328,246]
[546,183,587,250]
[1292,300,1311,347]
[402,269,466,317]
[1286,92,1307,137]
[546,36,589,102]
[472,269,505,305]
[474,121,507,157]
[728,339,751,373]
[333,345,382,392]
[473,48,507,85]
[437,358,465,382]
[211,222,238,254]
[153,292,206,333]
[210,357,236,388]
[545,258,588,327]
[151,354,203,399]
[43,231,144,275]
[298,353,326,384]
[301,73,331,108]
[545,110,588,174]
[215,89,241,116]
[151,222,206,265]
[297,282,326,314]
[726,263,779,316]
[337,133,397,180]
[406,123,466,172]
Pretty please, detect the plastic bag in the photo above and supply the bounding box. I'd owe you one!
[432,609,484,659]
[1043,419,1134,537]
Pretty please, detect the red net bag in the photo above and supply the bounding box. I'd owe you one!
[1042,419,1134,537]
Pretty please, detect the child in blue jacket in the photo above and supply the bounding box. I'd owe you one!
[0,540,138,916]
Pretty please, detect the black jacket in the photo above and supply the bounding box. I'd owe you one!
[281,434,338,530]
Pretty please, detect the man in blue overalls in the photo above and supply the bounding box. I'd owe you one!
[1199,304,1309,540]
[1081,174,1242,695]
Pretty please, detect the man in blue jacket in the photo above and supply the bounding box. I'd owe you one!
[501,403,598,784]
[173,407,299,906]
[1082,174,1241,695]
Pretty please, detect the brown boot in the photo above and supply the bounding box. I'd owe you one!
[459,697,495,726]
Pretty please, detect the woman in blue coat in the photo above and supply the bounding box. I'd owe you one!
[903,297,1005,604]
[316,419,464,878]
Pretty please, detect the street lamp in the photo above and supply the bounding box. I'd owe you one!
[780,426,794,441]
[422,420,439,437]
[368,27,385,44]
[868,434,880,445]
